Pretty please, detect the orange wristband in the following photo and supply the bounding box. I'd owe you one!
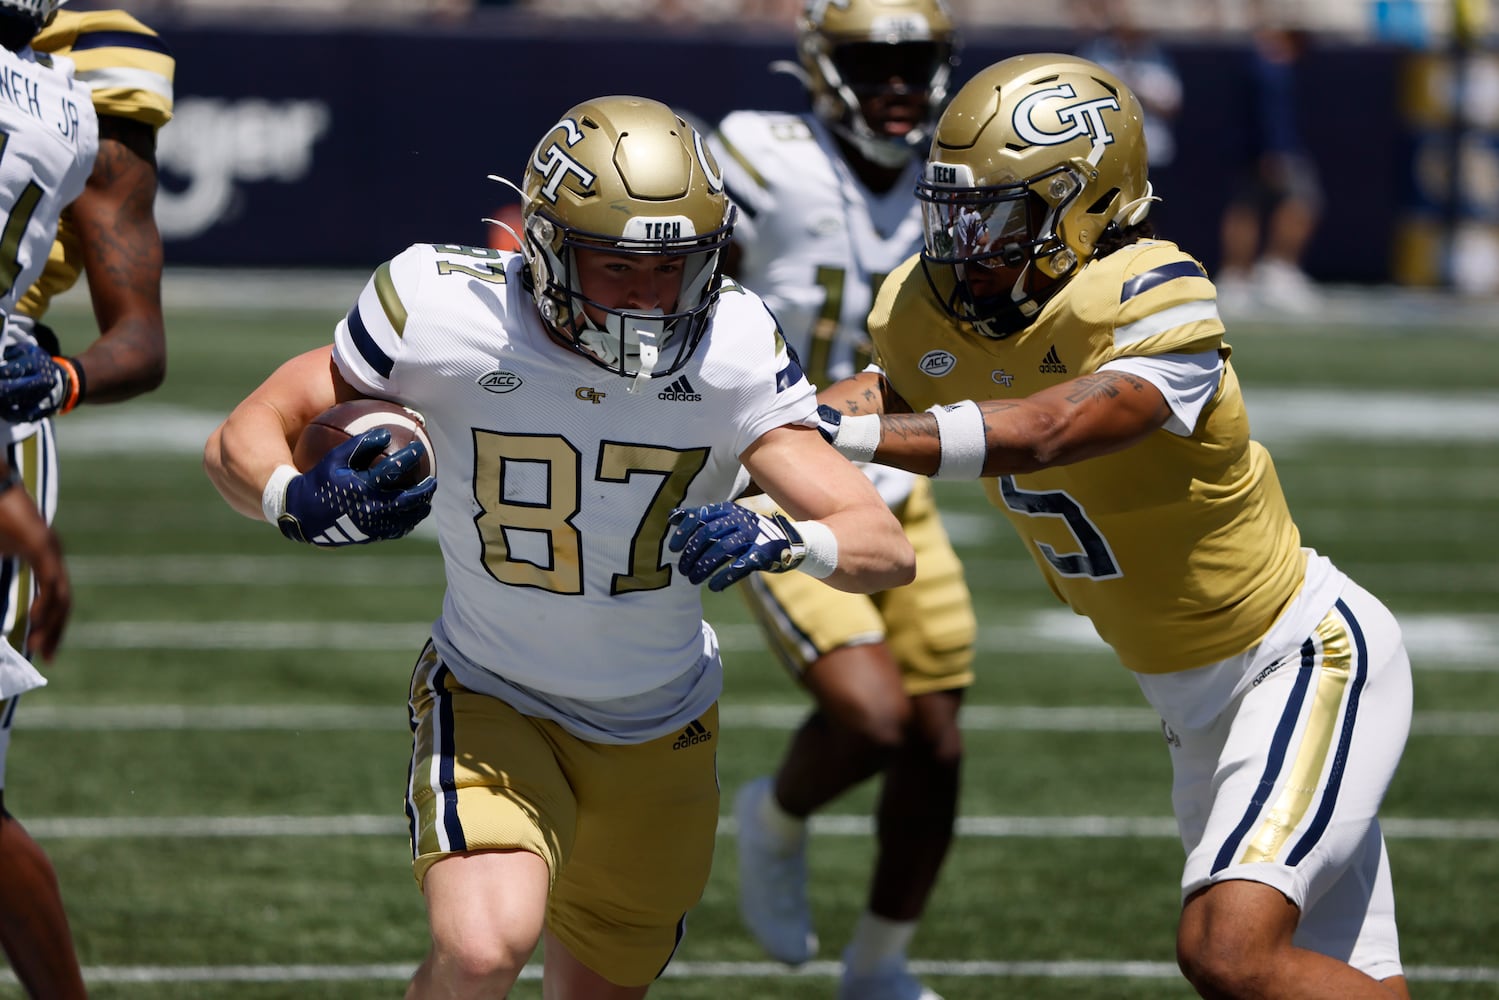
[51,356,82,414]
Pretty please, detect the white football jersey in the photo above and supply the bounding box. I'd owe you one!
[333,243,817,741]
[0,45,98,446]
[709,110,919,505]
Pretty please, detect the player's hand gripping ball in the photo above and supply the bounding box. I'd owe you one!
[292,399,435,481]
[279,400,437,546]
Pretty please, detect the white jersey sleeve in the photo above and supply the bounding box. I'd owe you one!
[329,246,816,741]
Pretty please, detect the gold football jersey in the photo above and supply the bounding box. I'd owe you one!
[869,240,1306,673]
[20,10,175,319]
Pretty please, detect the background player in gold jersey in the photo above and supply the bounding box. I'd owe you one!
[706,3,973,997]
[0,6,172,997]
[816,53,1413,1000]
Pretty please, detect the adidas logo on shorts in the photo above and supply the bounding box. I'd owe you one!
[672,719,712,749]
[658,375,702,402]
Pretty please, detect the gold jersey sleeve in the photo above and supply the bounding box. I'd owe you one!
[869,242,1306,674]
[20,10,175,320]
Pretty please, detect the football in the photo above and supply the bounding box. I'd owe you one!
[293,399,435,482]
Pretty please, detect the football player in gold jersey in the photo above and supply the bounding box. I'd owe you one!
[817,54,1413,1000]
[0,6,172,998]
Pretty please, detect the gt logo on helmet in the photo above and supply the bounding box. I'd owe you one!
[1012,83,1121,161]
[532,118,596,204]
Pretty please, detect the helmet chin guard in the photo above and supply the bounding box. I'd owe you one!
[574,308,667,394]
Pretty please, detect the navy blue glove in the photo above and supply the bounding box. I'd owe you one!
[0,341,74,423]
[667,501,806,592]
[279,428,435,546]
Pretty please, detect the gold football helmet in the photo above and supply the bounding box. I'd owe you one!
[521,95,734,383]
[795,0,958,167]
[917,53,1153,337]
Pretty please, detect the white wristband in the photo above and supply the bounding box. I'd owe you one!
[792,519,838,579]
[832,412,881,463]
[261,464,299,524]
[927,400,988,479]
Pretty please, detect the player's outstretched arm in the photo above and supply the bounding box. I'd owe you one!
[824,370,1174,479]
[0,467,69,662]
[736,423,914,594]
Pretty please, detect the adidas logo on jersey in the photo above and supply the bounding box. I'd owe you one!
[658,375,701,402]
[672,719,712,749]
[1039,346,1068,374]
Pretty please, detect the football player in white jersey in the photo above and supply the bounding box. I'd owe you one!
[204,96,914,1000]
[705,3,973,997]
[0,1,99,997]
[817,54,1413,999]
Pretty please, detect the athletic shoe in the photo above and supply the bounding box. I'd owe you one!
[733,776,816,964]
[837,954,944,1000]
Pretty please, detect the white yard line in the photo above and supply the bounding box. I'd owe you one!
[55,612,1499,669]
[1,957,1493,987]
[14,702,1499,736]
[22,812,1499,842]
[55,390,1499,457]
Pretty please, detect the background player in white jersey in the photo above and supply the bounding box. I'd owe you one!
[0,1,98,997]
[706,3,973,997]
[204,96,914,1000]
[816,54,1413,999]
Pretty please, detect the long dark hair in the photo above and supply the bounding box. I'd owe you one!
[1093,219,1157,261]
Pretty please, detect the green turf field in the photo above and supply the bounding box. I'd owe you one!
[2,287,1495,998]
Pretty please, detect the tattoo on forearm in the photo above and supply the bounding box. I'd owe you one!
[843,384,882,416]
[1063,371,1171,422]
[880,413,941,444]
[1063,373,1129,404]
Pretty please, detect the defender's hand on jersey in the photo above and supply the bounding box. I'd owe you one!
[0,341,74,423]
[278,428,436,546]
[668,501,806,592]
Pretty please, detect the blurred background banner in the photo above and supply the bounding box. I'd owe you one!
[140,7,1493,292]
